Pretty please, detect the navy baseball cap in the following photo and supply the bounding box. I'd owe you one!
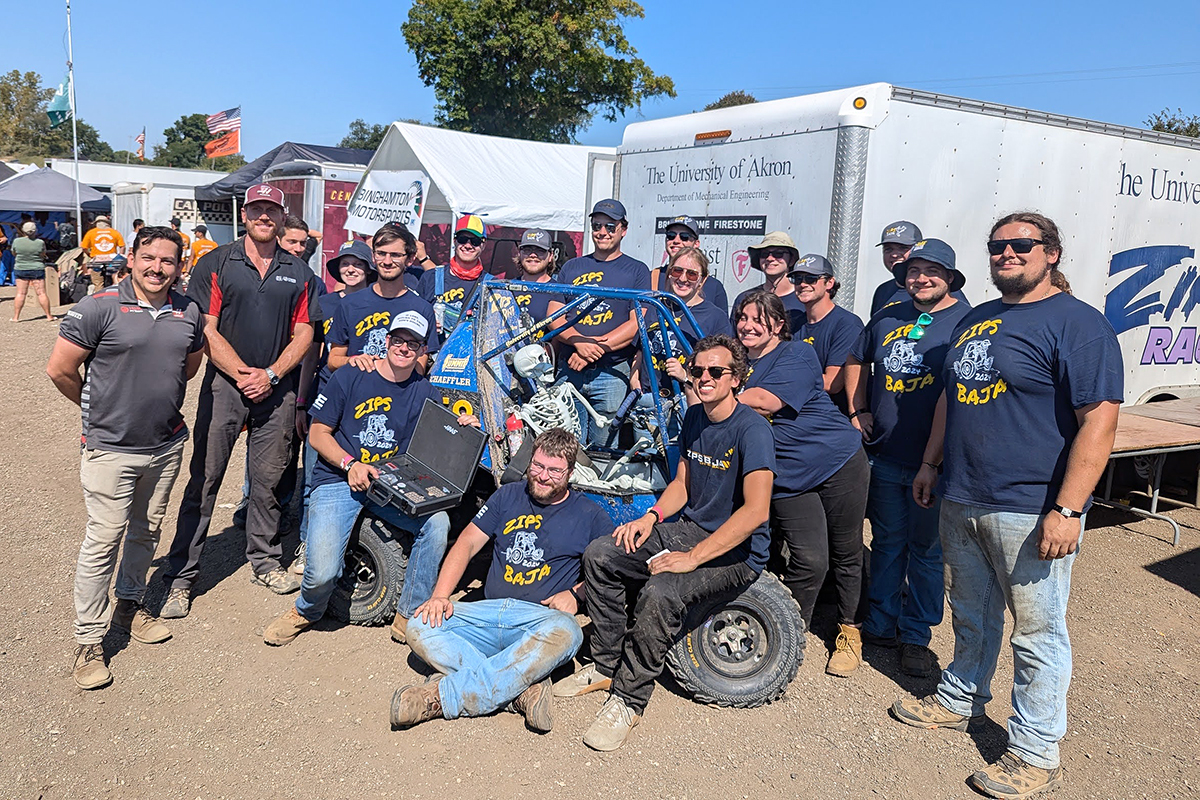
[788,253,835,278]
[591,198,627,222]
[665,215,699,236]
[327,239,376,283]
[520,229,552,251]
[893,238,966,291]
[877,220,923,247]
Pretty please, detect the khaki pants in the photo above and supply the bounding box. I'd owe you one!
[74,440,185,644]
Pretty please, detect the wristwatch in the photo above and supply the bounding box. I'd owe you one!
[1052,504,1081,518]
[265,367,279,386]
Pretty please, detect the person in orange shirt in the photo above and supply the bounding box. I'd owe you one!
[170,218,191,264]
[80,216,126,292]
[190,225,218,269]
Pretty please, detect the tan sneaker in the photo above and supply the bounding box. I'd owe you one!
[111,599,172,644]
[251,568,301,594]
[825,623,862,677]
[890,694,980,731]
[583,694,641,751]
[264,606,314,646]
[389,612,408,644]
[390,677,443,729]
[512,677,553,732]
[968,751,1063,798]
[73,643,112,690]
[552,663,612,697]
[159,587,191,619]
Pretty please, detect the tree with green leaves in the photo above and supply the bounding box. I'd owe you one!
[1147,108,1200,138]
[0,70,53,157]
[704,91,757,112]
[402,0,675,143]
[340,119,390,150]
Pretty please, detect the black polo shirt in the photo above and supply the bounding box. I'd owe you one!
[186,237,320,376]
[58,279,206,454]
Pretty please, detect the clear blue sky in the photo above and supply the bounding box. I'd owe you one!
[8,0,1200,158]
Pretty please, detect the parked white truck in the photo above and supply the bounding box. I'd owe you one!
[607,82,1200,403]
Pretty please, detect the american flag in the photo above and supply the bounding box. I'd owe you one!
[135,127,145,161]
[206,106,241,135]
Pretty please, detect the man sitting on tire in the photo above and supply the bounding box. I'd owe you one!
[262,310,466,646]
[390,428,614,733]
[556,333,776,751]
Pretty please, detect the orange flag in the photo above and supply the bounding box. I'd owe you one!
[205,130,239,158]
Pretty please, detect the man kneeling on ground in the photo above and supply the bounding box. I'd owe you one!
[556,333,776,751]
[264,310,465,646]
[391,427,614,732]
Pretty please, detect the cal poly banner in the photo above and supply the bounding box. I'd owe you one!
[344,170,429,237]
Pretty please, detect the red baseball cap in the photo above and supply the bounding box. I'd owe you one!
[244,183,285,209]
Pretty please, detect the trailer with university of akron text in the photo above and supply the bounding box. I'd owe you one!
[604,82,1200,404]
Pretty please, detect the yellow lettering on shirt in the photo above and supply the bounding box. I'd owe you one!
[360,445,400,463]
[572,271,605,285]
[503,563,552,586]
[579,309,614,326]
[502,514,543,536]
[955,378,1008,405]
[882,324,917,347]
[885,373,936,393]
[354,311,392,338]
[954,319,1002,347]
[354,396,392,418]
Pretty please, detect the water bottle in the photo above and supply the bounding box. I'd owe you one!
[506,413,525,457]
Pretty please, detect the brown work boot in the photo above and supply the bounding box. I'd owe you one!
[825,623,862,677]
[968,751,1063,798]
[264,606,314,646]
[390,677,443,729]
[111,598,172,644]
[73,643,112,690]
[512,677,554,733]
[890,694,980,731]
[390,612,408,644]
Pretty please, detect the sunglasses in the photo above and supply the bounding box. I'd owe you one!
[788,272,823,285]
[761,248,793,260]
[987,238,1045,256]
[591,221,618,233]
[689,365,733,380]
[454,233,483,246]
[518,246,549,258]
[668,266,702,281]
[387,337,423,352]
[906,312,934,341]
[665,231,696,242]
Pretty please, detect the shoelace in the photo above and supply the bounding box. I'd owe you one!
[599,696,631,725]
[80,644,104,664]
[834,633,852,652]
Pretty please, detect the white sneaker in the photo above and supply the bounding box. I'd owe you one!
[552,663,612,697]
[583,694,641,751]
[289,543,307,576]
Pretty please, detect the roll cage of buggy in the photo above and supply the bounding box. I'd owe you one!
[332,278,803,708]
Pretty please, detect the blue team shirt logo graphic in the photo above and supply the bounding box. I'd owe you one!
[1104,245,1200,365]
[951,340,996,382]
[357,414,395,449]
[363,327,388,358]
[883,339,926,375]
[504,529,545,569]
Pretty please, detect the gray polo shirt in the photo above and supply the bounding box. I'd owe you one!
[59,279,206,454]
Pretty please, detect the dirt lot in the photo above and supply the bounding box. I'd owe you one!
[2,304,1198,800]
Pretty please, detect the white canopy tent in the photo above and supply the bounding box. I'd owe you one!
[360,122,615,232]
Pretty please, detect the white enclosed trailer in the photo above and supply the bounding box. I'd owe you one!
[111,182,236,245]
[610,83,1200,403]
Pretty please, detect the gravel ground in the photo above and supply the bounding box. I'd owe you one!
[1,303,1197,799]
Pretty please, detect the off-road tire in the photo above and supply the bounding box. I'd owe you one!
[665,571,804,708]
[327,514,410,626]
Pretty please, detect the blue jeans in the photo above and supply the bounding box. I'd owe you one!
[863,457,944,646]
[294,481,449,621]
[934,499,1075,770]
[408,598,583,719]
[565,362,630,448]
[297,436,317,545]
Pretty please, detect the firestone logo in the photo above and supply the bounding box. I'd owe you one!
[732,250,751,282]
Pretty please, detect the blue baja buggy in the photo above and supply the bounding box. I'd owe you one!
[330,279,803,707]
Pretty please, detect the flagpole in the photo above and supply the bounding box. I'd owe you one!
[66,0,81,229]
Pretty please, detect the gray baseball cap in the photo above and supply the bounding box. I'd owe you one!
[520,229,552,251]
[877,220,922,247]
[328,239,376,282]
[789,253,835,277]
